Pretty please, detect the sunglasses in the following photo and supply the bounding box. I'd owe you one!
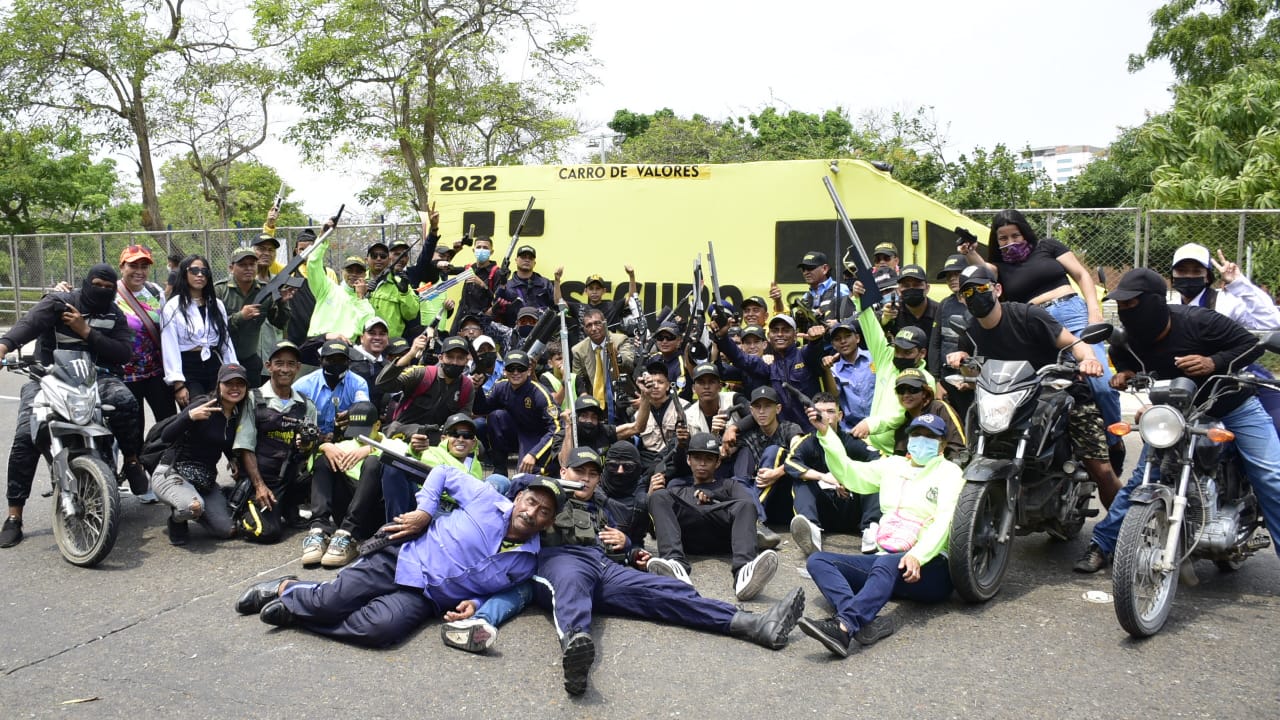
[895,385,924,396]
[506,366,530,374]
[187,266,211,277]
[368,252,389,260]
[611,462,639,474]
[448,430,477,440]
[959,283,991,298]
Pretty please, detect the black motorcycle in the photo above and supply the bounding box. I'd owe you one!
[946,322,1113,602]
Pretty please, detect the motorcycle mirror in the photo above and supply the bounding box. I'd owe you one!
[948,315,967,333]
[1261,331,1280,357]
[1108,326,1148,376]
[1077,323,1113,345]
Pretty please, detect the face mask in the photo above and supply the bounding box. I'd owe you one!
[81,263,119,313]
[966,289,997,319]
[322,365,347,383]
[907,436,941,464]
[1118,294,1170,345]
[900,288,926,307]
[893,356,918,371]
[439,362,465,380]
[1171,276,1208,300]
[1001,241,1032,264]
[475,248,492,263]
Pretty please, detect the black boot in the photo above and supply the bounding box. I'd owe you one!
[1108,441,1127,478]
[728,586,804,649]
[561,631,595,696]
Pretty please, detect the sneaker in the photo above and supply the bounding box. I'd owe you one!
[799,616,853,658]
[321,530,358,568]
[441,617,498,653]
[790,515,822,557]
[168,516,188,546]
[136,490,159,504]
[853,614,897,646]
[756,521,782,550]
[0,515,23,548]
[121,461,149,495]
[301,528,329,566]
[735,549,779,601]
[1073,541,1110,574]
[561,631,595,696]
[647,557,692,585]
[861,522,879,554]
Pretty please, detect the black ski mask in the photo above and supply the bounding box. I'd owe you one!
[601,441,642,498]
[1118,293,1170,345]
[81,264,118,314]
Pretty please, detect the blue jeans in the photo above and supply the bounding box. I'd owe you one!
[1092,396,1280,558]
[1045,295,1121,441]
[474,580,534,626]
[805,551,951,634]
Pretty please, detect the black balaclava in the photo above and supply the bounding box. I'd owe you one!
[1118,292,1171,345]
[80,264,119,315]
[601,441,642,498]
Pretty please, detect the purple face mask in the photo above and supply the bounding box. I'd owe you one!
[1001,241,1032,264]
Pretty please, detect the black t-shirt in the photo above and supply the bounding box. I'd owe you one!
[960,302,1064,369]
[1112,304,1262,417]
[993,237,1072,303]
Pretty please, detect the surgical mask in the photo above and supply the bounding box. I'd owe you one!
[907,436,941,464]
[475,248,492,263]
[1171,276,1208,300]
[893,356,918,371]
[1001,241,1032,264]
[439,362,465,380]
[900,288,927,307]
[966,289,997,319]
[1118,294,1170,345]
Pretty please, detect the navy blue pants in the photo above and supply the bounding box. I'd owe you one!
[806,551,951,634]
[532,545,737,641]
[792,482,881,534]
[485,408,554,474]
[279,545,438,648]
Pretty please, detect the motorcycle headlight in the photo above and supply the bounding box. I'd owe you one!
[1138,405,1185,449]
[64,390,97,425]
[976,387,1032,434]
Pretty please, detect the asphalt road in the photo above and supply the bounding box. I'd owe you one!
[0,369,1276,719]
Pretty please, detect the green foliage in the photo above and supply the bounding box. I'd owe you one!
[939,144,1057,210]
[1130,0,1280,86]
[1055,127,1158,208]
[0,126,123,234]
[611,113,752,164]
[158,156,306,230]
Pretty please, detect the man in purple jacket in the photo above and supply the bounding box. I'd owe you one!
[234,466,563,648]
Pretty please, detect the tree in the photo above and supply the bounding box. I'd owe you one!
[0,0,263,231]
[158,156,306,230]
[0,126,123,235]
[1130,0,1280,86]
[940,144,1056,210]
[1056,126,1158,208]
[256,0,593,211]
[610,112,752,164]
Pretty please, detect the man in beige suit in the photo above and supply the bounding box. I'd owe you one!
[571,307,638,424]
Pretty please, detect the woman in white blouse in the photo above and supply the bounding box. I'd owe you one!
[161,255,238,408]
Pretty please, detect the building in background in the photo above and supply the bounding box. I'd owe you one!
[1019,145,1107,184]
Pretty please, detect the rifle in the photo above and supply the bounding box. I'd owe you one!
[272,182,288,212]
[522,304,563,360]
[685,255,710,362]
[252,204,344,305]
[822,176,883,307]
[558,300,578,449]
[782,382,816,413]
[499,196,537,276]
[369,230,423,295]
[706,241,734,327]
[417,268,475,302]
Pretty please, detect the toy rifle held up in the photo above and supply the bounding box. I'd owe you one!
[558,300,578,449]
[252,203,344,305]
[272,182,288,212]
[499,197,537,275]
[417,268,475,302]
[706,241,733,327]
[822,176,883,308]
[369,230,424,295]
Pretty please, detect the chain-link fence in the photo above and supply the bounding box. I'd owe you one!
[962,208,1143,291]
[1144,209,1280,298]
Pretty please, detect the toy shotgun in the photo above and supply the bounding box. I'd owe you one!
[706,241,732,327]
[558,300,578,449]
[499,197,537,275]
[822,176,882,307]
[417,268,475,302]
[252,204,344,305]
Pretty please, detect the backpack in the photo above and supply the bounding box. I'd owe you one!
[387,365,473,422]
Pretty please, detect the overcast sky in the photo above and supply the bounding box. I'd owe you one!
[258,0,1177,220]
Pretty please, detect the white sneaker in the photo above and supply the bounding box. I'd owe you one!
[735,549,779,601]
[301,528,328,565]
[790,515,822,557]
[441,617,498,653]
[647,557,692,585]
[862,523,879,554]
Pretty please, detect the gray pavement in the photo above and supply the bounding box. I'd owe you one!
[0,369,1276,719]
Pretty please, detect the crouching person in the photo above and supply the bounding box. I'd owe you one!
[235,466,563,648]
[797,409,963,657]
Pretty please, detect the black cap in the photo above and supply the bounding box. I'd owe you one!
[297,228,317,243]
[440,336,471,355]
[750,386,781,405]
[798,251,828,269]
[574,395,604,414]
[320,339,351,358]
[458,313,484,327]
[229,247,258,264]
[691,362,720,381]
[895,367,928,388]
[217,363,249,384]
[741,325,765,340]
[874,268,898,292]
[522,476,567,512]
[443,413,477,432]
[958,264,996,288]
[385,337,410,356]
[742,295,768,310]
[268,340,301,362]
[644,357,670,376]
[891,326,928,350]
[655,321,680,338]
[516,306,541,322]
[898,264,927,282]
[937,254,969,278]
[1105,268,1168,302]
[367,241,389,255]
[565,446,603,469]
[389,239,410,250]
[516,244,536,258]
[504,349,531,369]
[345,401,378,437]
[873,242,898,258]
[687,432,722,456]
[831,319,860,337]
[254,233,280,249]
[584,273,606,287]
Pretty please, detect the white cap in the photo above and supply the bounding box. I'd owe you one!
[473,334,495,350]
[1171,243,1211,269]
[364,316,388,332]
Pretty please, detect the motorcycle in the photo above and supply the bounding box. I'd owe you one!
[946,321,1113,602]
[1107,331,1277,637]
[5,350,121,567]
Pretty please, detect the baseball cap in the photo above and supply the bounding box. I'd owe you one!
[584,274,606,287]
[342,256,367,270]
[574,395,604,415]
[367,241,389,255]
[385,337,410,357]
[891,326,928,350]
[907,413,946,437]
[643,356,670,376]
[691,362,720,381]
[1171,242,1211,270]
[522,476,567,512]
[937,254,969,278]
[655,321,680,338]
[895,367,928,388]
[516,244,536,258]
[516,306,541,322]
[503,349,531,369]
[364,316,389,332]
[873,242,898,258]
[831,319,860,337]
[345,401,378,437]
[565,446,603,470]
[320,339,351,358]
[440,336,471,355]
[798,251,828,269]
[959,264,996,288]
[1104,268,1169,303]
[458,313,484,327]
[687,432,722,456]
[768,314,796,330]
[119,244,153,264]
[750,386,781,405]
[472,335,496,351]
[898,264,927,282]
[296,228,317,243]
[873,268,899,292]
[229,247,258,264]
[389,239,411,251]
[217,363,248,384]
[268,340,301,362]
[442,413,477,433]
[741,325,766,340]
[741,296,768,310]
[254,233,280,249]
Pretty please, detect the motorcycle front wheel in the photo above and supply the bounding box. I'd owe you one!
[51,455,121,567]
[1113,501,1178,638]
[948,482,1013,602]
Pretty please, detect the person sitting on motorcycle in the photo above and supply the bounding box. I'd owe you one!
[1077,268,1280,572]
[944,264,1121,513]
[0,264,144,549]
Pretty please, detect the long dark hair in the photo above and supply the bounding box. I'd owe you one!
[986,209,1040,263]
[171,254,229,355]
